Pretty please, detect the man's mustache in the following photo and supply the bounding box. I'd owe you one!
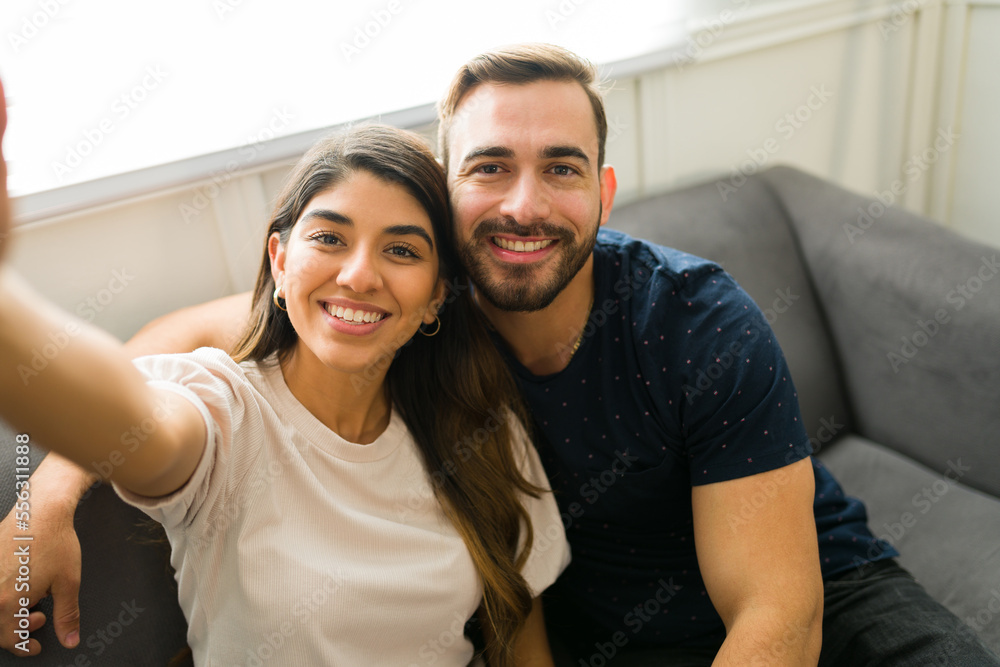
[471,217,573,241]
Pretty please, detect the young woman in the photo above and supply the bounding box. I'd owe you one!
[0,83,568,665]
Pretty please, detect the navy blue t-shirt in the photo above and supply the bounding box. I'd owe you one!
[497,229,896,650]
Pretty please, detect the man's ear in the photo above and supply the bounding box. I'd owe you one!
[424,278,447,326]
[598,164,618,227]
[268,232,285,287]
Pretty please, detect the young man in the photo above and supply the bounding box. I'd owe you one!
[4,44,998,665]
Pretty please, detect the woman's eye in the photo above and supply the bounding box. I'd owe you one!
[309,232,342,245]
[387,243,420,259]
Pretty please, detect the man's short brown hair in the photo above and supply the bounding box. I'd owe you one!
[437,43,608,172]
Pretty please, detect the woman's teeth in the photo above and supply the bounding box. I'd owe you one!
[323,303,385,324]
[493,237,554,253]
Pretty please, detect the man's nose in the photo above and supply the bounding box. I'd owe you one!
[336,249,383,294]
[498,173,552,225]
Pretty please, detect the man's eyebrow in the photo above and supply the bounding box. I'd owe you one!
[459,146,515,168]
[385,224,434,251]
[540,145,590,166]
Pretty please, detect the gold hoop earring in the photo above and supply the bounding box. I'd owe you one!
[272,285,287,312]
[419,315,441,337]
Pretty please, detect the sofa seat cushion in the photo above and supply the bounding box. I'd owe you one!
[818,434,1000,652]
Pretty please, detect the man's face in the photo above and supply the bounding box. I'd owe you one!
[446,80,616,312]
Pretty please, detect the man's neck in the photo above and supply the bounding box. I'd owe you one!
[479,258,595,376]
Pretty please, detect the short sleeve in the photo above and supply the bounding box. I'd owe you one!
[674,270,811,485]
[509,416,571,597]
[112,348,265,533]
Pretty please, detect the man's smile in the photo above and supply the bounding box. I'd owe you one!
[489,235,559,263]
[492,236,554,253]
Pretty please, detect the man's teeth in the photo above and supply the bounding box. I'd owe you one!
[323,303,385,324]
[493,237,554,253]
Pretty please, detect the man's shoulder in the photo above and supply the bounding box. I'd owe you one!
[595,228,730,295]
[593,229,764,350]
[596,228,720,275]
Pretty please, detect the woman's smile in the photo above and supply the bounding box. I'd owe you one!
[319,297,391,335]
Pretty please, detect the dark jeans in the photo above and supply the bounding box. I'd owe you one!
[552,560,1000,666]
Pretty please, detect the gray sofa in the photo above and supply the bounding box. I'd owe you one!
[610,165,1000,652]
[2,164,998,662]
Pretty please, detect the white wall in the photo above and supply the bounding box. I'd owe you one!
[8,0,998,339]
[603,0,998,254]
[945,2,1000,246]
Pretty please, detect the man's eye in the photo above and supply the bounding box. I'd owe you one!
[551,165,575,176]
[478,164,501,174]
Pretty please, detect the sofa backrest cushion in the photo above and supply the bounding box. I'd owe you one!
[760,166,1000,497]
[607,169,854,455]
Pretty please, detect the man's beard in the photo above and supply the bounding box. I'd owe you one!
[457,208,601,312]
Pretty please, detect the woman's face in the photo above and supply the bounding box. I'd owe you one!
[269,170,443,380]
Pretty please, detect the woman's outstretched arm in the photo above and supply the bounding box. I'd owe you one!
[0,78,205,499]
[0,268,207,497]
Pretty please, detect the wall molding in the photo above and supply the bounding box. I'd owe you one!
[11,102,438,227]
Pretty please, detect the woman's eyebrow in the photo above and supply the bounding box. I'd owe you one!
[302,209,352,226]
[301,210,433,250]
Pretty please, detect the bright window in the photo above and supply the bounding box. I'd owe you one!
[2,0,689,197]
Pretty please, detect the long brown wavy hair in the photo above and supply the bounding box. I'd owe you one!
[231,124,543,665]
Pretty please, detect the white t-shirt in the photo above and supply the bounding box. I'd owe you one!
[115,348,570,667]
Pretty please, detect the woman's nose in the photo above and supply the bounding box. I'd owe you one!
[336,249,383,294]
